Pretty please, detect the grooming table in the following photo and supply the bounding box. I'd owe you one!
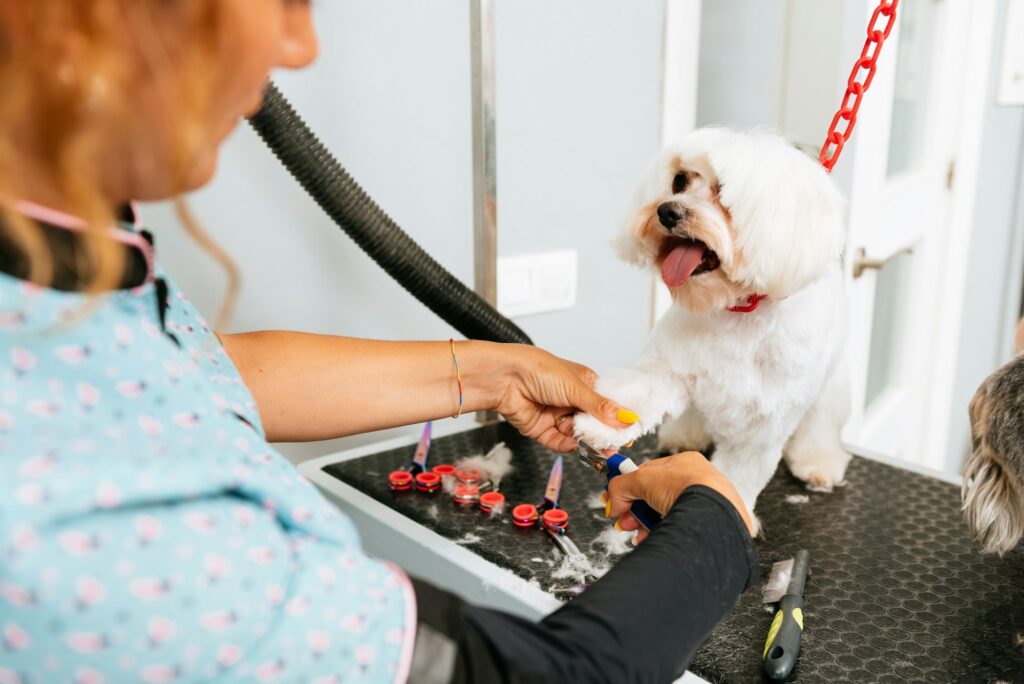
[301,422,1024,683]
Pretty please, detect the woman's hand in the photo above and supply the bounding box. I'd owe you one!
[607,452,755,541]
[492,344,639,452]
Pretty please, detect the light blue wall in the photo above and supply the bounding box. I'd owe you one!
[944,0,1024,473]
[145,1,476,342]
[142,2,666,462]
[493,1,665,364]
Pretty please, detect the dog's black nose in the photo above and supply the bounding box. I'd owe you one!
[657,202,687,229]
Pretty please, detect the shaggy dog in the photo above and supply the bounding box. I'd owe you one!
[574,128,851,531]
[963,318,1024,555]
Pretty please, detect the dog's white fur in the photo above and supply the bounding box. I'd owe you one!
[574,128,851,532]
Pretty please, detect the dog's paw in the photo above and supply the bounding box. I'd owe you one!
[573,412,646,451]
[786,446,850,492]
[750,511,763,538]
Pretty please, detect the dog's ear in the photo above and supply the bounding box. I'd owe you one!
[705,130,846,298]
[612,208,653,267]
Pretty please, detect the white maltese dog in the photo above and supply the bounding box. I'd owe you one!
[574,127,851,532]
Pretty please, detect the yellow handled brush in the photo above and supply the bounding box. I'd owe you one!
[761,549,810,680]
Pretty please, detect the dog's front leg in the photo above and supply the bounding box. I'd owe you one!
[711,440,786,537]
[573,366,686,451]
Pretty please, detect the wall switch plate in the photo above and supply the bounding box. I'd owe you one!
[997,0,1024,106]
[497,250,577,317]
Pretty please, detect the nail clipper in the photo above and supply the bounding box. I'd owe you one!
[575,439,663,531]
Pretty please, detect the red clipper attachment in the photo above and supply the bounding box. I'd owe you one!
[512,503,539,528]
[542,508,570,533]
[415,472,441,494]
[432,464,456,478]
[455,468,481,486]
[479,491,505,514]
[387,470,414,491]
[432,464,456,491]
[452,483,481,506]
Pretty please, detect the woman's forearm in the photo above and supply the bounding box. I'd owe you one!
[220,331,512,442]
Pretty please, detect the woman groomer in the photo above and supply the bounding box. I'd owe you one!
[0,3,757,683]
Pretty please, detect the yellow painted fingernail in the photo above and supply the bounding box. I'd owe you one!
[625,440,635,448]
[604,500,612,518]
[600,491,609,503]
[616,409,639,424]
[614,519,624,532]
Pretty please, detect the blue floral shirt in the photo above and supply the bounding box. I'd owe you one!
[0,250,414,682]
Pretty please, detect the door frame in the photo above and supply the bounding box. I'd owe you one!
[653,0,703,325]
[840,0,996,469]
[841,0,964,459]
[916,0,996,471]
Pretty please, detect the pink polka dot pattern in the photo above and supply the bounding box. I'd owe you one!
[0,260,412,682]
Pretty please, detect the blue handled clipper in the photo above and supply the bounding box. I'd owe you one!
[575,440,662,531]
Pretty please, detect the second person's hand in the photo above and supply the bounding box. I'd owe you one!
[608,451,755,542]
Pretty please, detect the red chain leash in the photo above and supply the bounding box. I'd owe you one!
[818,0,900,172]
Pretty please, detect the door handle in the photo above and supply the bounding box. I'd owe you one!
[852,246,913,279]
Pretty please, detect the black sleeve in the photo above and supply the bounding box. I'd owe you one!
[409,485,759,684]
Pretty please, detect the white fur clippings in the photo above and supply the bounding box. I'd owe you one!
[454,442,514,489]
[551,551,609,584]
[453,533,483,546]
[484,499,506,517]
[586,490,607,510]
[575,128,852,534]
[593,526,635,556]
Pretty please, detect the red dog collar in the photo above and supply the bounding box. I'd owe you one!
[728,293,769,313]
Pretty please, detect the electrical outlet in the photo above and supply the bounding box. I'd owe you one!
[497,250,577,317]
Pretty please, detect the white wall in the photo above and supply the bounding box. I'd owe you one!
[142,1,666,462]
[492,0,665,363]
[695,0,845,149]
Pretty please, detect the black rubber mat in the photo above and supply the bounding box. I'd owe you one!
[322,422,1024,682]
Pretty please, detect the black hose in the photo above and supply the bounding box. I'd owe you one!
[247,82,532,346]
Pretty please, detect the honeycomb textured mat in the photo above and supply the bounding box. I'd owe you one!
[323,423,1024,683]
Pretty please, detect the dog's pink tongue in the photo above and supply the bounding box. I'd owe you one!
[661,244,705,286]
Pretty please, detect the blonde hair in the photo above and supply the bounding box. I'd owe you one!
[0,1,238,325]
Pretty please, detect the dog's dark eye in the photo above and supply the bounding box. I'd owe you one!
[672,172,689,194]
